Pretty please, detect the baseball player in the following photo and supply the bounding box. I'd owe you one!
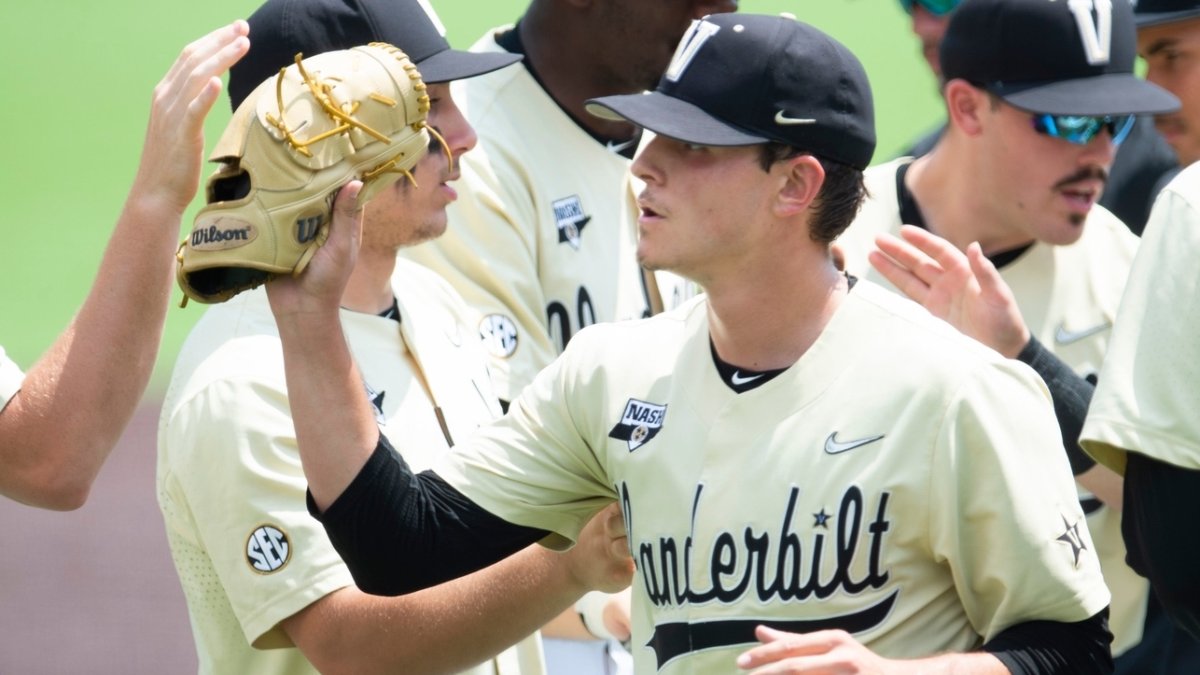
[835,0,1185,666]
[897,0,1179,235]
[1081,0,1200,642]
[400,0,736,410]
[1081,163,1200,642]
[399,5,732,666]
[271,14,1113,674]
[157,2,630,674]
[1135,0,1200,168]
[0,22,249,511]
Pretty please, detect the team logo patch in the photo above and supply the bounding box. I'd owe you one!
[552,195,591,250]
[1057,514,1089,568]
[246,525,291,574]
[479,314,519,358]
[364,381,387,424]
[608,398,667,451]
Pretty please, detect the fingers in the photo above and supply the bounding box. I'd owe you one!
[329,181,365,253]
[868,249,928,304]
[161,20,249,95]
[155,21,250,131]
[896,224,970,273]
[965,242,1005,299]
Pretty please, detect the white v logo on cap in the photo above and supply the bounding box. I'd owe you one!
[1067,0,1113,65]
[416,0,448,37]
[665,19,720,82]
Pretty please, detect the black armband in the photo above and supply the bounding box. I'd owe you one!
[1016,337,1096,475]
[308,433,548,596]
[983,609,1113,674]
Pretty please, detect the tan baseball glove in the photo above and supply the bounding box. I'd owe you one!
[177,42,439,304]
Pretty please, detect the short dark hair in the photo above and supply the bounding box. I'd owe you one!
[758,143,868,244]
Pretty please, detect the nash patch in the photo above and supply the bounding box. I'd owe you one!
[553,195,591,250]
[189,217,258,251]
[246,524,291,574]
[609,398,667,451]
[479,314,519,358]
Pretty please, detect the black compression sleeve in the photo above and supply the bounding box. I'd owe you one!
[1015,337,1097,475]
[308,434,549,596]
[983,609,1113,674]
[1123,453,1200,641]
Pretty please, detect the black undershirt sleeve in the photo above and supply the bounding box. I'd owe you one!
[1122,453,1200,641]
[983,609,1113,674]
[307,434,549,596]
[1015,337,1097,476]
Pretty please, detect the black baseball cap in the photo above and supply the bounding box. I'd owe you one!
[229,0,521,108]
[585,13,876,170]
[940,0,1179,116]
[1135,0,1200,27]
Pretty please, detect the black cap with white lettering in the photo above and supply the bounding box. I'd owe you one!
[229,0,521,109]
[585,13,876,170]
[940,0,1178,115]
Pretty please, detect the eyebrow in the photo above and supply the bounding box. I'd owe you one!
[1142,37,1179,58]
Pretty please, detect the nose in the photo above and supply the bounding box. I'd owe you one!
[1081,128,1118,168]
[631,135,666,185]
[434,92,478,163]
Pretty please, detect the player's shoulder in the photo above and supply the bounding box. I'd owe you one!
[849,281,1027,380]
[1160,161,1200,208]
[562,294,705,357]
[862,156,909,196]
[162,289,286,418]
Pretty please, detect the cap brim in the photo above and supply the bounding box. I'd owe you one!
[416,49,521,83]
[993,73,1181,116]
[1135,9,1200,27]
[586,92,768,147]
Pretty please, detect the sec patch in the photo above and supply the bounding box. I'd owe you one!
[246,525,291,574]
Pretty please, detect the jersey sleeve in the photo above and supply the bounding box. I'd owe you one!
[1082,171,1200,474]
[928,360,1111,641]
[160,377,353,648]
[0,345,25,410]
[404,143,558,403]
[435,335,617,547]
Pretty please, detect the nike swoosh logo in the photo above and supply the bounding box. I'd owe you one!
[1054,321,1111,345]
[775,110,817,126]
[824,432,885,455]
[730,371,764,386]
[605,138,637,153]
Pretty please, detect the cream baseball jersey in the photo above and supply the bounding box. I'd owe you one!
[0,345,23,409]
[1083,163,1200,474]
[435,281,1109,674]
[400,29,654,403]
[839,157,1145,653]
[158,261,540,675]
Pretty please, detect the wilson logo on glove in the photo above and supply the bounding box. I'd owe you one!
[177,42,449,304]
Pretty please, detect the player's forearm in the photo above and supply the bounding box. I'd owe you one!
[0,197,179,510]
[288,545,586,675]
[274,309,379,512]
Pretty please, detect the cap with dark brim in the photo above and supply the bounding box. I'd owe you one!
[1135,8,1200,26]
[416,49,521,84]
[587,92,768,147]
[992,72,1181,116]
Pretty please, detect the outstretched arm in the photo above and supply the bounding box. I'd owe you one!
[0,22,250,510]
[870,226,1121,508]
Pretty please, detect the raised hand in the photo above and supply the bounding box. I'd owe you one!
[870,225,1030,358]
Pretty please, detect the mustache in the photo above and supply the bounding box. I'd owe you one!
[1053,166,1108,190]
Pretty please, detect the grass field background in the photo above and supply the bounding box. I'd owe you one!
[0,0,940,391]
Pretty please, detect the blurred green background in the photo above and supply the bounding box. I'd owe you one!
[0,0,939,393]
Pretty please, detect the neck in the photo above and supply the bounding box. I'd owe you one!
[339,247,396,314]
[910,143,1035,256]
[704,250,846,371]
[518,8,638,140]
